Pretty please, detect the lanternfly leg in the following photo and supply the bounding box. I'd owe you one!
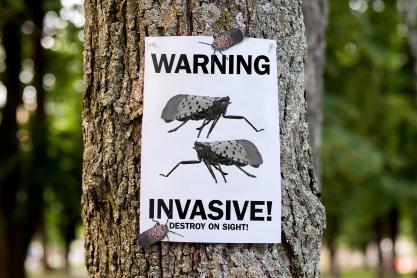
[213,164,228,183]
[235,164,256,178]
[196,119,210,130]
[196,119,211,138]
[202,160,218,183]
[222,114,265,132]
[168,120,189,133]
[160,159,201,177]
[206,117,221,138]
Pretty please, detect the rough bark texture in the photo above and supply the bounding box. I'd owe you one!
[302,0,328,189]
[82,0,325,277]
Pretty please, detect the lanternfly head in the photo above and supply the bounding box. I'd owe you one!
[138,219,183,248]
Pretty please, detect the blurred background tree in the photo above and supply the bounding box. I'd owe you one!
[0,0,83,277]
[322,0,417,277]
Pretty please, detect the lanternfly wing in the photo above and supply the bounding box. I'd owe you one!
[204,140,263,167]
[161,94,187,122]
[215,35,233,50]
[138,225,168,248]
[237,139,263,167]
[175,95,222,119]
[229,28,244,44]
[215,29,244,50]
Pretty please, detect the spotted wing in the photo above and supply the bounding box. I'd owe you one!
[217,29,243,50]
[202,140,246,165]
[161,94,188,122]
[138,226,166,248]
[138,227,156,248]
[176,95,222,119]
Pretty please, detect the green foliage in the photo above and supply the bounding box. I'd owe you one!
[40,9,84,245]
[323,0,417,248]
[0,0,83,246]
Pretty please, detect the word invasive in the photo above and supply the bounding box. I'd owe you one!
[160,140,263,183]
[199,28,244,55]
[161,94,264,138]
[149,199,273,221]
[138,219,183,248]
[151,53,270,75]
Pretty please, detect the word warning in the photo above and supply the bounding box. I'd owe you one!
[140,36,281,244]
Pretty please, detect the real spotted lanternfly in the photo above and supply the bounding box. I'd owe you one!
[161,94,264,138]
[138,219,183,248]
[199,28,244,55]
[160,139,263,183]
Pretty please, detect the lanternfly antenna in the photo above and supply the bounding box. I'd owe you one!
[164,218,183,237]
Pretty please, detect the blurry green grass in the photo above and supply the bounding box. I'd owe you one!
[322,269,414,278]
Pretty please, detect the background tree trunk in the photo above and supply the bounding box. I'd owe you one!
[325,215,339,278]
[0,17,25,278]
[404,2,417,277]
[82,0,325,277]
[404,0,417,103]
[0,1,46,277]
[375,219,385,278]
[302,0,328,190]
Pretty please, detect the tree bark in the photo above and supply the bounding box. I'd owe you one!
[0,18,26,278]
[302,0,328,190]
[82,0,325,277]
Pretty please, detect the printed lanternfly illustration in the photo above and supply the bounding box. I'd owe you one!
[199,28,244,55]
[138,219,183,248]
[161,94,264,138]
[160,140,263,183]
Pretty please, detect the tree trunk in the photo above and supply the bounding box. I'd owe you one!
[39,216,52,271]
[404,0,417,104]
[64,239,71,274]
[325,215,339,278]
[82,0,325,277]
[388,208,398,278]
[404,3,417,278]
[302,0,328,190]
[25,0,47,261]
[0,18,26,278]
[0,1,46,277]
[375,219,385,278]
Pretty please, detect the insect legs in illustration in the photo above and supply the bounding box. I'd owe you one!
[138,219,183,248]
[160,140,263,183]
[161,94,264,138]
